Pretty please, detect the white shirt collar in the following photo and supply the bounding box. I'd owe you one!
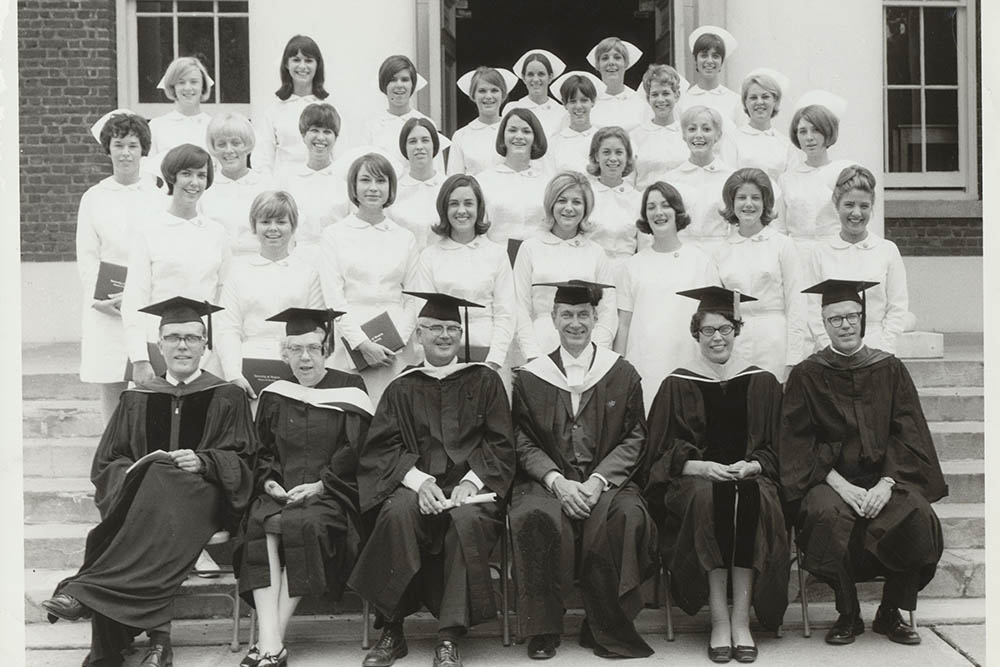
[295,162,336,177]
[678,158,727,173]
[687,84,729,97]
[592,179,634,194]
[164,211,207,228]
[739,125,776,137]
[248,253,292,267]
[726,224,776,244]
[639,118,680,133]
[166,368,202,385]
[831,342,865,357]
[439,235,484,251]
[540,231,586,246]
[344,214,393,231]
[468,118,501,131]
[829,233,880,250]
[399,171,443,187]
[214,169,264,186]
[598,86,636,101]
[494,162,542,177]
[560,343,595,370]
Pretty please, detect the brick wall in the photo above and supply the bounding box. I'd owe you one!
[19,1,117,262]
[885,218,983,257]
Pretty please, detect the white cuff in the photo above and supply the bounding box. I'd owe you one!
[460,469,484,492]
[589,473,611,491]
[402,467,435,492]
[543,470,564,492]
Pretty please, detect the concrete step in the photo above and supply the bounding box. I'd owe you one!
[929,422,984,461]
[935,504,985,549]
[23,438,96,478]
[22,400,104,439]
[939,460,984,503]
[22,373,97,401]
[24,478,99,524]
[918,387,983,422]
[903,358,983,388]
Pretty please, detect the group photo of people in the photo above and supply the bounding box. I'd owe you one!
[40,21,950,667]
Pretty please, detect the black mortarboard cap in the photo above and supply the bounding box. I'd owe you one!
[266,307,345,352]
[139,296,223,349]
[404,291,484,362]
[802,279,879,337]
[676,286,757,320]
[534,280,613,307]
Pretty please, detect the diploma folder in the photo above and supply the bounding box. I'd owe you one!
[94,261,127,300]
[342,311,405,371]
[242,358,289,395]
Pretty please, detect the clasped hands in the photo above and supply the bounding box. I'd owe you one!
[832,477,893,519]
[552,475,605,520]
[692,459,762,482]
[265,479,324,506]
[168,449,205,474]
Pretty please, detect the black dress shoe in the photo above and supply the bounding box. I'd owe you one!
[825,613,865,645]
[138,643,173,667]
[733,644,758,663]
[708,645,732,663]
[432,640,462,667]
[872,606,921,645]
[41,593,91,622]
[527,634,559,660]
[362,627,408,667]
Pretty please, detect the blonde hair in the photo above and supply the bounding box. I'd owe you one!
[161,57,212,102]
[543,171,595,235]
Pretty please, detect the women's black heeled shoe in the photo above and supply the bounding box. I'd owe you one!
[733,644,758,663]
[708,644,732,663]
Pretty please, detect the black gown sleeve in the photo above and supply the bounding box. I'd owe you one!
[90,395,141,519]
[747,373,783,482]
[465,370,516,498]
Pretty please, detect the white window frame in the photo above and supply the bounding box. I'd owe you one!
[116,0,251,118]
[882,0,979,201]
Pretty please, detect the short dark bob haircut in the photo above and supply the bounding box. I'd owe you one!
[100,113,151,156]
[161,143,213,195]
[495,108,547,160]
[689,309,743,340]
[789,104,839,149]
[298,103,341,137]
[559,74,598,104]
[636,181,691,234]
[692,32,727,61]
[719,168,776,226]
[378,55,418,95]
[399,117,441,159]
[346,153,397,208]
[276,35,329,101]
[432,174,490,238]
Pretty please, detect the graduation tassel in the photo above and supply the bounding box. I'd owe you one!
[204,300,213,350]
[860,290,867,338]
[326,308,337,355]
[733,289,741,321]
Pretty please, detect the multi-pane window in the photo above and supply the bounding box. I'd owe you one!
[883,0,977,194]
[120,0,250,114]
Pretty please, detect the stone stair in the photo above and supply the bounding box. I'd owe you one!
[21,336,986,629]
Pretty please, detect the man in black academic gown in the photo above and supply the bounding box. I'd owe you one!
[780,280,947,647]
[348,293,515,667]
[509,280,657,660]
[41,297,257,667]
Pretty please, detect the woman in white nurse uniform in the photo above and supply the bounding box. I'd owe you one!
[253,35,331,176]
[713,168,807,382]
[447,66,519,176]
[504,49,568,140]
[630,64,689,190]
[586,37,646,132]
[145,57,214,180]
[585,126,644,269]
[546,71,605,174]
[732,69,798,195]
[809,165,909,355]
[512,171,618,361]
[77,110,166,422]
[676,26,743,129]
[387,117,451,250]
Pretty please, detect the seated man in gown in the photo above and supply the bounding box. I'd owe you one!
[41,296,257,667]
[508,280,657,660]
[348,292,515,667]
[780,279,947,647]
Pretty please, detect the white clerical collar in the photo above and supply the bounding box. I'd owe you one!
[166,368,202,385]
[831,342,865,357]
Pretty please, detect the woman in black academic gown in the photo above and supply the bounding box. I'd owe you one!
[644,286,788,664]
[234,308,373,667]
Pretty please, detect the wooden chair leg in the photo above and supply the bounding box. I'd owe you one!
[362,599,371,649]
[663,568,675,642]
[501,517,511,647]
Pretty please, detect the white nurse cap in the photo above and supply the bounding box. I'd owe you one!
[512,49,567,80]
[456,67,519,100]
[688,25,738,57]
[586,39,643,71]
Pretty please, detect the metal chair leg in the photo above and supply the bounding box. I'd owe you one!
[663,568,675,642]
[908,610,916,629]
[361,599,371,649]
[230,577,241,652]
[249,608,257,647]
[501,517,511,646]
[794,536,810,638]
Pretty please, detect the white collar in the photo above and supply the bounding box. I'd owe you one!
[560,343,595,370]
[399,171,443,187]
[639,118,680,133]
[248,253,292,267]
[670,354,763,383]
[214,169,263,185]
[164,211,207,227]
[831,342,865,357]
[687,84,731,97]
[439,235,485,251]
[678,158,728,173]
[295,162,336,177]
[598,86,636,101]
[162,110,208,122]
[829,233,880,250]
[558,125,596,138]
[494,162,542,177]
[283,93,319,104]
[739,125,776,137]
[725,224,776,244]
[521,344,620,395]
[344,214,393,231]
[592,179,634,194]
[166,368,202,385]
[467,118,501,131]
[539,231,586,246]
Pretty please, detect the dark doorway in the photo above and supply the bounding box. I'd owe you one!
[454,0,666,127]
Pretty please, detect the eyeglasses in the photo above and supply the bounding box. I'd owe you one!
[699,325,735,337]
[422,324,463,337]
[161,334,206,346]
[287,344,324,356]
[826,312,862,328]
